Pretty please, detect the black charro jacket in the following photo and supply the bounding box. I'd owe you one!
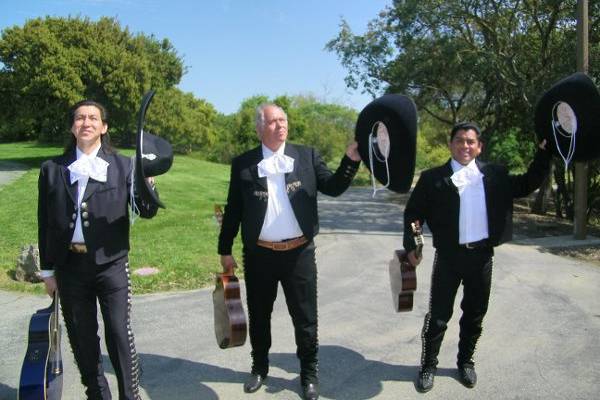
[218,142,360,255]
[403,149,551,253]
[38,146,158,270]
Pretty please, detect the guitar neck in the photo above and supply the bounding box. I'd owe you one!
[52,291,60,335]
[415,244,423,259]
[411,221,424,259]
[50,291,62,375]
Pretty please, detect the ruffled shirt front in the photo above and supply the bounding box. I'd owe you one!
[450,159,489,244]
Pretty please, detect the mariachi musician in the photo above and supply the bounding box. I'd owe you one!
[38,96,171,400]
[403,122,550,393]
[404,71,600,393]
[218,103,361,400]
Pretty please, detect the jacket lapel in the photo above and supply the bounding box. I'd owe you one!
[250,146,268,191]
[477,159,492,205]
[60,151,78,205]
[283,143,300,187]
[441,159,458,193]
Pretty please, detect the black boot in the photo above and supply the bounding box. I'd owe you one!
[416,367,436,393]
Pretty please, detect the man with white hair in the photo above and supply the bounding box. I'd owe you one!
[218,103,361,400]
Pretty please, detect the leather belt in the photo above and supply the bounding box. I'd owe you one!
[257,236,308,251]
[69,243,88,254]
[459,239,489,250]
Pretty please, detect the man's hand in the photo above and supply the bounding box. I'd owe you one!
[538,139,547,151]
[407,250,422,267]
[346,141,361,162]
[220,255,237,275]
[42,276,57,297]
[146,176,155,187]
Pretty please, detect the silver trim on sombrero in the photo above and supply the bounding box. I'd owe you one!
[368,121,391,197]
[551,101,578,167]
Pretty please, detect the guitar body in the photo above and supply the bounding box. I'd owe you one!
[19,294,63,400]
[389,250,416,312]
[212,273,247,349]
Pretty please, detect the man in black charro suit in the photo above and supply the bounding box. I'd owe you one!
[39,100,160,399]
[218,103,361,400]
[403,122,550,393]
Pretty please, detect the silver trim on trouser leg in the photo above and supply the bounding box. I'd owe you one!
[125,263,141,399]
[420,251,438,367]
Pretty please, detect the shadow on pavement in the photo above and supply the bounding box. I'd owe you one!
[0,382,17,399]
[101,353,241,400]
[96,345,457,400]
[268,345,455,399]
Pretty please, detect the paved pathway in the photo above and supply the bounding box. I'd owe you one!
[0,161,28,188]
[2,188,600,399]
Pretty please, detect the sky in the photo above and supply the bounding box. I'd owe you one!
[0,0,391,115]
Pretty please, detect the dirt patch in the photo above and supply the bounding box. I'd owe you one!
[512,201,600,266]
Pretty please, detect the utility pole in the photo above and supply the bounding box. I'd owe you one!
[574,0,588,239]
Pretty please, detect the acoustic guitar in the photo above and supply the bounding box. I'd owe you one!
[18,291,63,400]
[212,204,248,349]
[389,221,424,312]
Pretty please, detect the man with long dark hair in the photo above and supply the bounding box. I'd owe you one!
[39,100,159,399]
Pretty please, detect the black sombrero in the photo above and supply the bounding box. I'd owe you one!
[355,94,418,193]
[135,90,173,209]
[534,72,600,162]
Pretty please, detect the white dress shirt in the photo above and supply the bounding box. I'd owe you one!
[258,143,303,242]
[450,159,489,244]
[70,144,109,243]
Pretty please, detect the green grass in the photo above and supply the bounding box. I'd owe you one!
[0,142,241,294]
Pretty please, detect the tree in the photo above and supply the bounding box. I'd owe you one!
[0,16,184,144]
[289,95,356,162]
[328,0,600,218]
[327,0,600,157]
[145,88,217,154]
[208,95,357,165]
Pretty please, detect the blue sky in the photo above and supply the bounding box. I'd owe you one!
[0,0,391,115]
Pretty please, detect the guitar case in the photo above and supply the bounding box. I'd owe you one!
[18,291,63,400]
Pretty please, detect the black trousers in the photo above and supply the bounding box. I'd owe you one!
[243,241,318,385]
[421,246,493,370]
[56,252,140,400]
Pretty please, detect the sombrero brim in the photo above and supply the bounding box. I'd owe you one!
[355,94,418,193]
[534,72,600,161]
[135,90,166,209]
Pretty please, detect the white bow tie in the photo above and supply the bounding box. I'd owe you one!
[451,166,482,192]
[257,153,294,177]
[68,155,109,184]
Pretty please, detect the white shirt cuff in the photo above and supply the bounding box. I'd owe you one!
[40,270,55,278]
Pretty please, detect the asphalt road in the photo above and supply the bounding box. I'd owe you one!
[2,188,600,399]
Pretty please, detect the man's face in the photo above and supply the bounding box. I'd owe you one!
[71,105,107,148]
[258,106,288,151]
[449,129,482,165]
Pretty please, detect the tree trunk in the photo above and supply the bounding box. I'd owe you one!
[554,160,574,220]
[532,163,554,215]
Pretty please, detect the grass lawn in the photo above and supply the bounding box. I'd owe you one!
[0,142,241,294]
